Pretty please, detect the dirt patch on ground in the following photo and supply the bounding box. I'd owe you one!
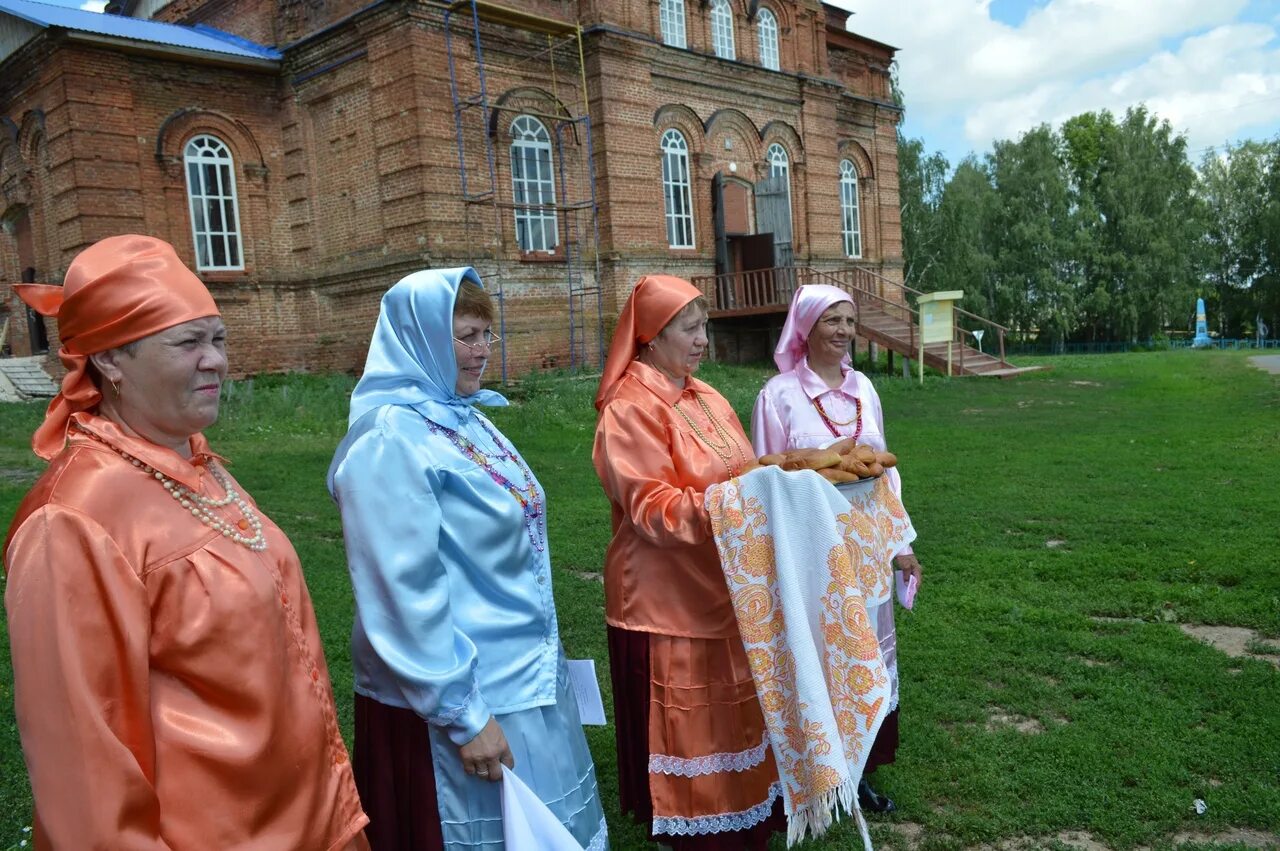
[1090,616,1144,625]
[879,821,924,849]
[882,825,1277,850]
[974,831,1114,850]
[568,569,604,584]
[985,708,1044,734]
[1179,624,1280,668]
[0,466,38,484]
[1173,827,1280,848]
[1248,355,1280,375]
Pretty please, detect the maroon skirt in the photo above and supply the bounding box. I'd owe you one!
[867,707,900,773]
[353,694,446,851]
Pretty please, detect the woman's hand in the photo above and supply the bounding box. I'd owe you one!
[459,716,514,783]
[894,553,922,585]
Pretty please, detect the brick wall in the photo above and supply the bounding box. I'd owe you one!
[0,0,904,379]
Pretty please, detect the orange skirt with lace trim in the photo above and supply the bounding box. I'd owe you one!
[608,627,784,850]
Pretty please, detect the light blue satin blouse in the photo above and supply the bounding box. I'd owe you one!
[329,402,561,748]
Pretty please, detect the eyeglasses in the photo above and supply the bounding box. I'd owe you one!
[453,332,503,352]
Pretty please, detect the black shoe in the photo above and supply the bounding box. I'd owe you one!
[857,778,896,813]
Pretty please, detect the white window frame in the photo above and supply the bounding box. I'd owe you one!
[509,115,559,253]
[757,7,779,71]
[183,135,243,271]
[661,129,696,249]
[840,159,863,259]
[767,141,792,228]
[659,0,687,48]
[710,0,736,60]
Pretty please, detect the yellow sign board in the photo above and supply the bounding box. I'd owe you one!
[914,290,964,380]
[920,300,953,345]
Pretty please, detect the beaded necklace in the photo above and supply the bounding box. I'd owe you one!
[75,422,267,551]
[673,394,748,478]
[425,417,547,552]
[812,396,862,442]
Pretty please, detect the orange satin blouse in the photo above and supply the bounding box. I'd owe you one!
[593,360,754,639]
[3,413,369,850]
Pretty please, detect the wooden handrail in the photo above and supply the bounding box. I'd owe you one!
[691,266,798,312]
[694,263,1013,371]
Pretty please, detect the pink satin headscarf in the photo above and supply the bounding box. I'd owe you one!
[595,275,703,411]
[773,284,855,373]
[13,235,219,459]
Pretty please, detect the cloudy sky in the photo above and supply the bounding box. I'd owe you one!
[834,0,1280,166]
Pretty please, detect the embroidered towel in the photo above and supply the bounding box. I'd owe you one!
[501,765,585,851]
[706,466,916,848]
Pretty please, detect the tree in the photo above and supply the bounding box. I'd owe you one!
[898,136,950,291]
[1253,141,1280,338]
[1197,140,1272,335]
[1061,107,1204,341]
[985,125,1077,346]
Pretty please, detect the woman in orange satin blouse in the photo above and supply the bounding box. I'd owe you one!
[593,275,783,850]
[3,235,369,850]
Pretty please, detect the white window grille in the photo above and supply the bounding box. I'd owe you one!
[659,0,687,48]
[661,129,695,248]
[510,115,559,253]
[710,0,735,60]
[840,159,863,258]
[183,135,243,271]
[757,8,779,71]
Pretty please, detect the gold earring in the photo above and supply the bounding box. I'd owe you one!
[109,379,121,398]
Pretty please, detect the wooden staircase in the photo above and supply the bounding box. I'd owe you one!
[692,265,1042,378]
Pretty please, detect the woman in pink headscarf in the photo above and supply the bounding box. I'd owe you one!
[593,275,784,850]
[750,283,923,814]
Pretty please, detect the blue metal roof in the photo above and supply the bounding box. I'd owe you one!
[0,0,281,61]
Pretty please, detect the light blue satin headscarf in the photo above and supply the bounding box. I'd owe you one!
[347,267,508,428]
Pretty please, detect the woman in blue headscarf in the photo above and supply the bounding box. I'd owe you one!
[328,268,606,851]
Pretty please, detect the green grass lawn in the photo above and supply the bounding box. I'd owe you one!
[1,350,1278,850]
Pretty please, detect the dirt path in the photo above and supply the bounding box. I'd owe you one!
[1248,354,1280,374]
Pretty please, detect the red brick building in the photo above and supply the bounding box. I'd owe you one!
[0,0,903,378]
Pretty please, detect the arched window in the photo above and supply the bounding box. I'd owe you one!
[510,115,558,253]
[183,135,243,270]
[767,141,791,226]
[659,0,686,48]
[710,0,735,60]
[840,159,863,258]
[661,129,695,248]
[757,8,779,71]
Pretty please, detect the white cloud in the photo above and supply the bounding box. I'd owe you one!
[79,1,108,10]
[833,0,1279,157]
[963,23,1280,155]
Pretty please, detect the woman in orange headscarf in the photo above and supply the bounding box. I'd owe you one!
[593,275,783,850]
[4,235,369,849]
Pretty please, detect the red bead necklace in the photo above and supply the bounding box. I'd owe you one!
[811,396,862,441]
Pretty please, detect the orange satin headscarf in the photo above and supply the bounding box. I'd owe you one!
[13,235,220,460]
[595,274,703,411]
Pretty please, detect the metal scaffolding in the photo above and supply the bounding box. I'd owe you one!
[444,0,604,382]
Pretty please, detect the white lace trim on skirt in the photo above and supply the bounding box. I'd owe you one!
[651,781,782,836]
[648,732,770,777]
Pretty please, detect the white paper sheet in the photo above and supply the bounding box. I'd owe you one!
[566,659,606,725]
